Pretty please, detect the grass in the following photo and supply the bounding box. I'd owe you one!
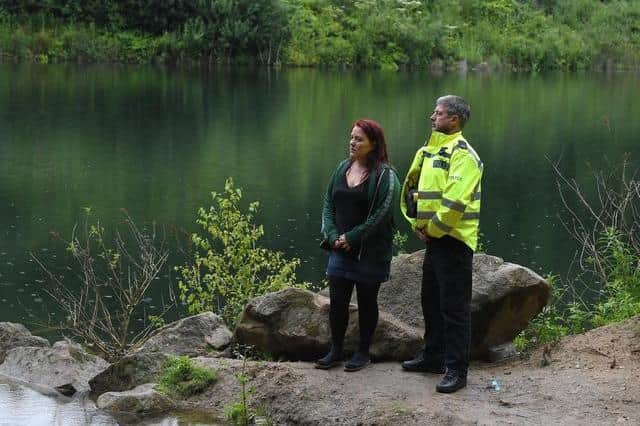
[156,355,217,398]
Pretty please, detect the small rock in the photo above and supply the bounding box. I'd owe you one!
[0,340,108,392]
[97,383,174,415]
[136,312,232,357]
[89,351,168,394]
[0,322,50,362]
[54,383,77,397]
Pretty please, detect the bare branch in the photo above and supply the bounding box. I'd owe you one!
[33,214,174,362]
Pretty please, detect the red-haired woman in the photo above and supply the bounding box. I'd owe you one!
[317,119,400,372]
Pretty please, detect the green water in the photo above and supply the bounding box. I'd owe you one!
[1,64,639,328]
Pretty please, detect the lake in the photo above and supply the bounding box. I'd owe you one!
[1,64,639,329]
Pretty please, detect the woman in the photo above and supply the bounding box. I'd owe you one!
[316,119,400,372]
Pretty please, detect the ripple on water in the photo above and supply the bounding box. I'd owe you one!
[0,380,117,425]
[0,379,224,426]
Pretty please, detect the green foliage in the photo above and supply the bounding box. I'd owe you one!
[223,353,271,426]
[514,229,640,353]
[1,0,639,68]
[147,314,166,328]
[176,178,308,328]
[513,274,570,352]
[157,355,217,398]
[590,228,640,327]
[392,230,408,255]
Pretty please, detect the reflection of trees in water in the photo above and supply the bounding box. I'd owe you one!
[0,66,639,325]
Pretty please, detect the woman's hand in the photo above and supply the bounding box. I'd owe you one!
[334,234,352,251]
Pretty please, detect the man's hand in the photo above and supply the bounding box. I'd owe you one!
[415,228,430,243]
[334,234,352,251]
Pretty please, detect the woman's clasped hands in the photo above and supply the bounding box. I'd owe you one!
[333,234,352,252]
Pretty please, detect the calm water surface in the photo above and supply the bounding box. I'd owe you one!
[1,65,639,326]
[1,64,639,423]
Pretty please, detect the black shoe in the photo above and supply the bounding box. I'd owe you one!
[436,369,467,393]
[401,352,445,374]
[344,352,371,372]
[315,347,343,370]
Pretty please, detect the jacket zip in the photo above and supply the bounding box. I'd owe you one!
[358,167,387,261]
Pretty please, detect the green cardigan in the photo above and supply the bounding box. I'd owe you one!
[321,159,401,262]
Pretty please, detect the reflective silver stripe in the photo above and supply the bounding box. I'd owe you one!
[416,211,436,220]
[462,212,480,220]
[432,216,453,233]
[452,139,482,168]
[471,191,481,201]
[465,143,482,167]
[418,191,441,199]
[441,198,465,212]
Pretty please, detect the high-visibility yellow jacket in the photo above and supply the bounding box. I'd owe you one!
[401,130,483,251]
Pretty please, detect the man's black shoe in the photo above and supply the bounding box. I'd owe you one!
[315,347,343,370]
[344,352,371,372]
[436,369,467,393]
[401,352,445,373]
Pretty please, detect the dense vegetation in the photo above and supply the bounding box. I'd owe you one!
[0,0,638,70]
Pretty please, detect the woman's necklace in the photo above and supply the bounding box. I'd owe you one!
[346,164,369,188]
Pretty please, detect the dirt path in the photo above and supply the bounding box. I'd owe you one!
[178,316,640,425]
[186,315,640,425]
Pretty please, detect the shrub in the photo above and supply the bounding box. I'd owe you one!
[513,274,570,352]
[176,178,308,328]
[33,211,171,362]
[590,228,640,327]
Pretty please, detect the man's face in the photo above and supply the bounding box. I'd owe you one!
[430,103,458,134]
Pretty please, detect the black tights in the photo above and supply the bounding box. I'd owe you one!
[328,276,381,354]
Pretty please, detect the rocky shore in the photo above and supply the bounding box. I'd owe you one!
[1,251,637,424]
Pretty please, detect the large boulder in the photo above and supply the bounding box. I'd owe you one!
[0,322,49,363]
[136,311,232,357]
[234,287,422,361]
[380,250,550,358]
[90,312,232,394]
[96,383,174,415]
[0,339,108,394]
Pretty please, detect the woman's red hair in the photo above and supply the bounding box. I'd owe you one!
[352,118,389,169]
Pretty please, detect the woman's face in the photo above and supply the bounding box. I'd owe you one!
[349,126,374,162]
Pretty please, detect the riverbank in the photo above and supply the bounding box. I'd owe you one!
[1,0,639,71]
[181,315,640,425]
[0,251,637,424]
[0,315,637,425]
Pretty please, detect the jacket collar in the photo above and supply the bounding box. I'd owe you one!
[425,130,463,148]
[338,159,389,199]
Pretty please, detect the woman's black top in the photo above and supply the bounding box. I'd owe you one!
[333,174,370,238]
[327,171,390,284]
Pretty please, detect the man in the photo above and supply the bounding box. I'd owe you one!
[400,95,482,393]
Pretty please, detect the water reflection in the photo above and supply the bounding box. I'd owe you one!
[0,379,222,425]
[0,64,638,322]
[0,380,116,426]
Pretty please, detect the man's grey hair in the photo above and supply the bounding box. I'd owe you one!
[437,95,471,128]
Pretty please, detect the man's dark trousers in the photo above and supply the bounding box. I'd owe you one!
[422,235,473,374]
